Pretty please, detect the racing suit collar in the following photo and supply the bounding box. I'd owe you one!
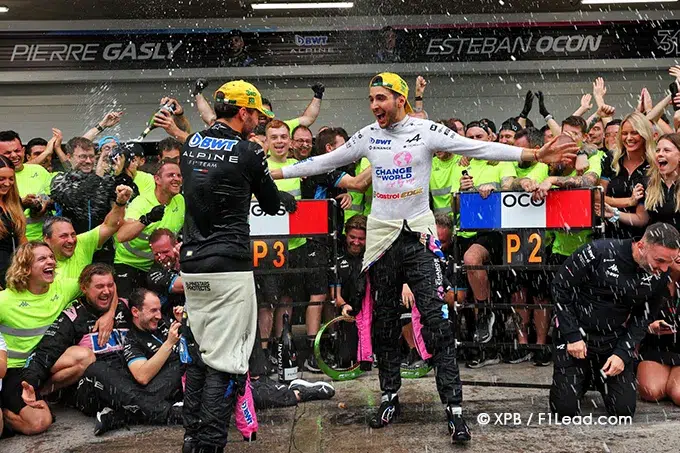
[211,121,245,139]
[385,115,411,131]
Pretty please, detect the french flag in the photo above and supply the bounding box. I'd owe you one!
[249,200,330,236]
[459,190,594,230]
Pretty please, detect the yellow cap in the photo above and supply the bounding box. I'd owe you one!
[214,80,274,118]
[369,72,413,114]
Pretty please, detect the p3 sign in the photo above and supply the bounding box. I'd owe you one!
[504,230,545,265]
[252,239,288,269]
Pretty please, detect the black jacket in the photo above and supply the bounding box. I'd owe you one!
[551,238,669,363]
[180,122,282,268]
[23,299,131,391]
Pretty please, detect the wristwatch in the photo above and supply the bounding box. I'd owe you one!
[608,207,620,224]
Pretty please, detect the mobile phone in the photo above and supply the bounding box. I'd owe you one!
[462,170,469,176]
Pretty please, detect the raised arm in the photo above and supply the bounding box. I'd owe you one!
[296,83,325,127]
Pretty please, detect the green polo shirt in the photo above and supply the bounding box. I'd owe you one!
[134,171,155,197]
[267,158,305,250]
[114,192,185,271]
[0,278,80,368]
[16,163,52,241]
[55,226,101,281]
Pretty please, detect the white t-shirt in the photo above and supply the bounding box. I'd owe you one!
[0,331,6,391]
[282,116,523,221]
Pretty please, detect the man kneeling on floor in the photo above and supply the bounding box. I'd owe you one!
[18,264,182,434]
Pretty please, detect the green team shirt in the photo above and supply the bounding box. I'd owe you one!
[430,155,462,215]
[454,159,517,238]
[358,157,373,216]
[114,192,185,271]
[551,153,602,257]
[514,162,549,182]
[16,163,52,241]
[0,278,80,368]
[284,118,301,135]
[134,171,155,197]
[267,158,306,250]
[56,226,101,281]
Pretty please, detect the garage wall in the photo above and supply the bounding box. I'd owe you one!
[0,69,671,143]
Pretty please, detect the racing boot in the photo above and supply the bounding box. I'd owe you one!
[369,393,401,429]
[446,405,471,443]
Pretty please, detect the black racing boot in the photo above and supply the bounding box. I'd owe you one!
[446,406,471,442]
[369,394,401,429]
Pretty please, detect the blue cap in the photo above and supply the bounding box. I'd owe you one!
[97,136,119,149]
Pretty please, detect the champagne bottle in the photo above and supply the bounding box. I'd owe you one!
[277,313,298,384]
[136,102,176,141]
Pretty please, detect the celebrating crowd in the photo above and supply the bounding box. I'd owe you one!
[1,65,680,452]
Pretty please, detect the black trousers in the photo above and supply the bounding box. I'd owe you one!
[183,326,244,450]
[549,340,637,418]
[367,229,462,406]
[74,360,178,424]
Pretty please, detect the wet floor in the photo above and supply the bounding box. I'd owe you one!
[5,364,680,453]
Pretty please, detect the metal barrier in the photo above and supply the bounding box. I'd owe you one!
[451,187,605,388]
[250,199,340,343]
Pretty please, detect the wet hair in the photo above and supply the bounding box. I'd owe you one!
[612,112,655,177]
[315,127,346,155]
[42,216,73,239]
[561,116,588,135]
[292,125,312,139]
[79,263,114,289]
[606,119,622,130]
[158,137,183,155]
[6,242,51,292]
[155,160,181,177]
[265,119,290,135]
[345,214,367,233]
[67,136,95,155]
[262,97,272,110]
[465,121,491,136]
[149,227,177,245]
[642,222,680,250]
[435,213,453,230]
[0,130,21,145]
[645,133,680,213]
[514,127,544,149]
[25,138,48,157]
[129,287,155,312]
[0,155,25,240]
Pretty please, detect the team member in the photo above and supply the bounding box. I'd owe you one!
[508,128,552,366]
[458,120,517,361]
[179,79,296,453]
[147,228,185,313]
[255,120,304,363]
[608,133,680,230]
[0,243,96,435]
[0,156,27,288]
[272,72,577,443]
[0,131,52,241]
[600,112,654,239]
[638,255,680,405]
[114,161,184,298]
[0,331,5,434]
[18,264,131,433]
[550,223,679,418]
[44,185,133,280]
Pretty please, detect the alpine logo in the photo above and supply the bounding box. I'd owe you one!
[381,406,396,423]
[406,134,421,143]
